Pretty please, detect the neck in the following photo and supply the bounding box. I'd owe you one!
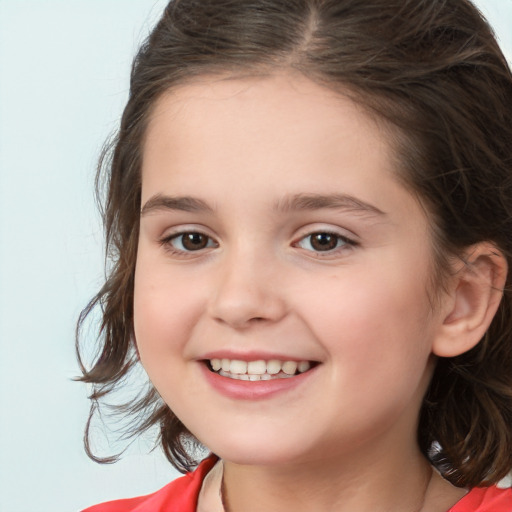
[222,441,435,512]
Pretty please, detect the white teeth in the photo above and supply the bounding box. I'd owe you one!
[247,360,266,375]
[229,360,248,374]
[266,360,282,375]
[298,361,311,373]
[282,361,298,375]
[210,358,313,380]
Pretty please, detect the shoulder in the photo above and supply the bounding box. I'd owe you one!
[449,485,512,512]
[81,456,218,512]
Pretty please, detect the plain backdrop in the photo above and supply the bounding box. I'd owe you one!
[0,1,510,511]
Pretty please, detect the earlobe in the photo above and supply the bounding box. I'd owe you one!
[433,243,508,358]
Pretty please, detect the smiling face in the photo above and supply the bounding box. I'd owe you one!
[134,74,446,467]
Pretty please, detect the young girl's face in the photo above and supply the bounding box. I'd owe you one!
[134,74,447,467]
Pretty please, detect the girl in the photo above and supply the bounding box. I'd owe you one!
[78,0,512,510]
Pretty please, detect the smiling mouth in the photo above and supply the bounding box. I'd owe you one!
[205,358,316,381]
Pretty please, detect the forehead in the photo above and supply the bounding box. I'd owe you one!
[141,74,399,200]
[145,73,384,139]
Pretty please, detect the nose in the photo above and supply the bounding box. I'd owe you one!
[208,251,288,329]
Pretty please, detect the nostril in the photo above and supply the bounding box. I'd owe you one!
[208,277,288,328]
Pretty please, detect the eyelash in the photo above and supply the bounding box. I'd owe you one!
[159,229,357,257]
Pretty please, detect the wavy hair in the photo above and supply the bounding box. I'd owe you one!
[77,0,512,485]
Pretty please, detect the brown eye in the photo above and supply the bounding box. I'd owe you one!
[296,232,352,253]
[182,233,208,250]
[169,232,215,252]
[310,233,339,251]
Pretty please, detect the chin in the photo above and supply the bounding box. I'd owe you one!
[216,448,304,467]
[197,430,318,467]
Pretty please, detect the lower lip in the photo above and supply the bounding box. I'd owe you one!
[199,363,317,400]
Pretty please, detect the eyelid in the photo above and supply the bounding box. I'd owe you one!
[158,223,216,240]
[293,223,359,243]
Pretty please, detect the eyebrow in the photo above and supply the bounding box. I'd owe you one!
[140,194,215,216]
[274,193,385,216]
[140,192,385,217]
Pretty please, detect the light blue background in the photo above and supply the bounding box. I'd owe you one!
[0,1,510,511]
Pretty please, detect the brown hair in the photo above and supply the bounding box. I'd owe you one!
[77,0,512,486]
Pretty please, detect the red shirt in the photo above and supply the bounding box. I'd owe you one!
[449,485,512,512]
[82,458,512,512]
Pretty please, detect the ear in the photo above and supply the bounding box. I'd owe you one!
[433,242,508,358]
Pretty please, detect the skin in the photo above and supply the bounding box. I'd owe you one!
[134,73,475,511]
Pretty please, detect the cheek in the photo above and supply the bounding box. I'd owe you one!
[297,265,435,383]
[133,258,204,365]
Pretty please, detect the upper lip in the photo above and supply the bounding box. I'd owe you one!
[199,350,318,362]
